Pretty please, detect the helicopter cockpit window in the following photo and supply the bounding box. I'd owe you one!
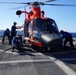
[34,18,47,31]
[44,19,59,33]
[33,18,59,33]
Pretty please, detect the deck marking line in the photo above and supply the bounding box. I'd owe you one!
[0,49,43,55]
[0,49,3,52]
[49,56,76,75]
[0,59,51,64]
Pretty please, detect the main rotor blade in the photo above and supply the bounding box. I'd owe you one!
[43,4,76,6]
[0,2,30,4]
[45,0,56,2]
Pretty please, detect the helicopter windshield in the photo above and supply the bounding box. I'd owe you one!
[33,18,59,33]
[34,18,46,31]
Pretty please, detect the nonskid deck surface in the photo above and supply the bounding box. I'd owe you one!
[0,36,76,53]
[0,37,76,75]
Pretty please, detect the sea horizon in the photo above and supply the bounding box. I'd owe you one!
[0,30,24,37]
[0,30,76,38]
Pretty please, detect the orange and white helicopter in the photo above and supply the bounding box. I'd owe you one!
[0,0,76,51]
[16,0,63,51]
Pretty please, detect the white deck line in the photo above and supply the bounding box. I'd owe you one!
[0,59,51,64]
[49,56,76,75]
[0,49,44,55]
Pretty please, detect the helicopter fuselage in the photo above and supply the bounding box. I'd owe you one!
[23,18,62,49]
[16,2,63,50]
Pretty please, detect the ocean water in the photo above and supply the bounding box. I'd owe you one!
[0,30,76,38]
[71,33,76,38]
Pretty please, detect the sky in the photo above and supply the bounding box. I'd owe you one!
[0,0,76,32]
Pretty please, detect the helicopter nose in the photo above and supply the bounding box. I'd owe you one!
[40,34,62,48]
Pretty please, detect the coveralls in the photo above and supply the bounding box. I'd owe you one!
[12,35,23,52]
[2,28,11,44]
[60,31,75,50]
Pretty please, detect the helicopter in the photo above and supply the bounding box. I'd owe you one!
[16,1,63,51]
[0,0,76,51]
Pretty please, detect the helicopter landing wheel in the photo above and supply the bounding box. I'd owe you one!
[37,47,51,53]
[43,47,51,52]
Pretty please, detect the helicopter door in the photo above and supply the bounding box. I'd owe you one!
[24,21,29,37]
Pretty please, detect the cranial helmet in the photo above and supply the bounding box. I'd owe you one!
[60,30,64,34]
[13,22,17,25]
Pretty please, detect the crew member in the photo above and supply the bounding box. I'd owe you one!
[12,35,23,52]
[2,28,11,44]
[60,30,75,50]
[11,22,23,41]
